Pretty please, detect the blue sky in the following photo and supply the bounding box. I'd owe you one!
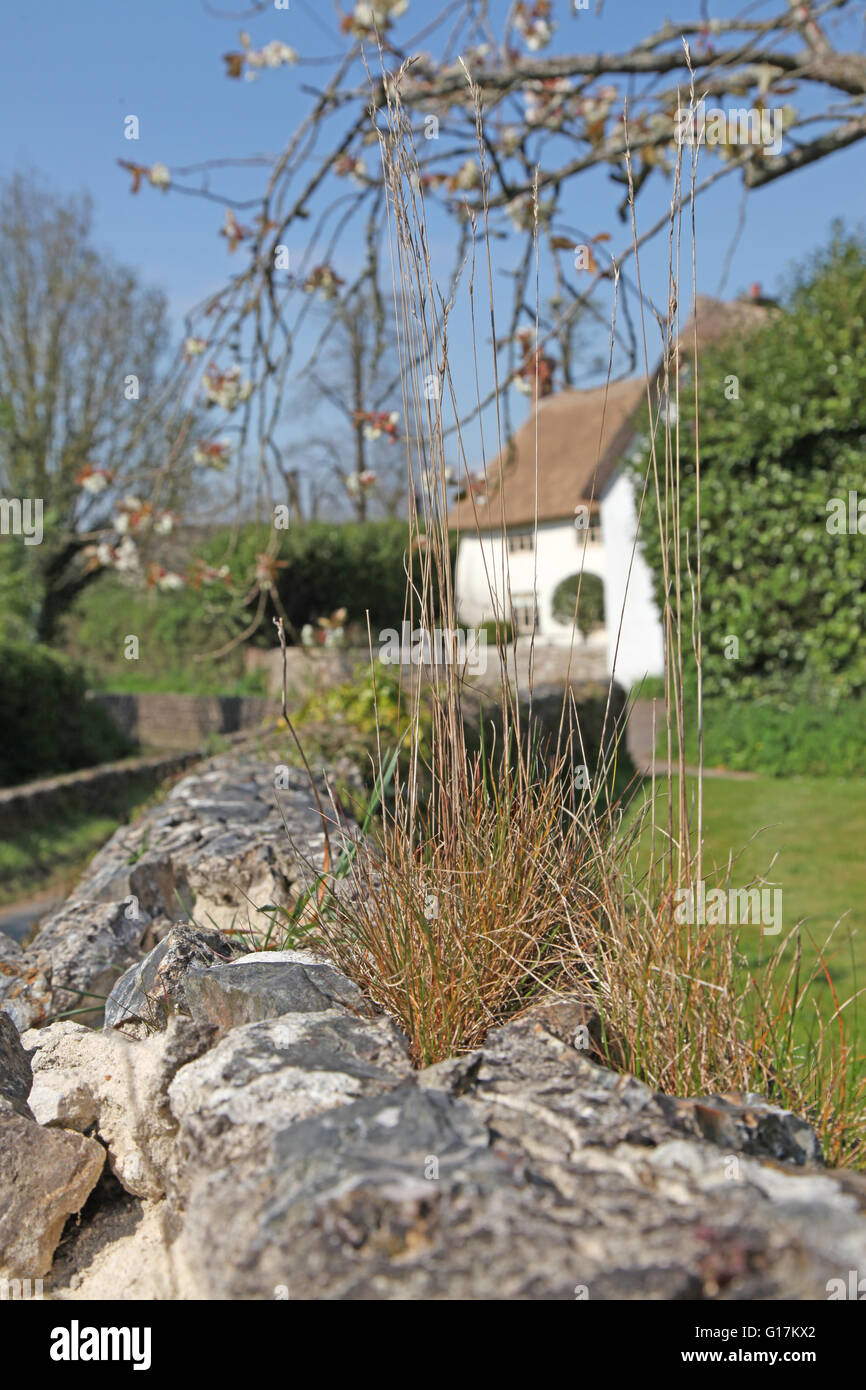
[2,0,864,498]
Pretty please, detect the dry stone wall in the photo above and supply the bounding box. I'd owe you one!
[1,750,865,1300]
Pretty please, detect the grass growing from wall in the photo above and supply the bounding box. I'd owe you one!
[265,74,864,1167]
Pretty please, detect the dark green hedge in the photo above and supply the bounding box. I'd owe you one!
[58,520,444,690]
[633,227,866,702]
[0,642,131,786]
[200,520,451,646]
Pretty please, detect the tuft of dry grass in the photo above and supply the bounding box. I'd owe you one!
[311,717,618,1068]
[276,66,864,1167]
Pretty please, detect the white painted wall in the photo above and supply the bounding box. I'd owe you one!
[454,518,605,640]
[453,466,665,685]
[598,468,665,687]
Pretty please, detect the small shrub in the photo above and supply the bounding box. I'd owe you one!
[478,618,514,647]
[291,666,435,812]
[0,642,131,786]
[551,572,605,631]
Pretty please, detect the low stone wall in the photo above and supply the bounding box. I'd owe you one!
[244,639,608,697]
[0,750,203,839]
[474,637,609,688]
[90,692,272,751]
[243,646,364,698]
[2,749,862,1301]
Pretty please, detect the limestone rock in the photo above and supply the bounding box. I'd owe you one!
[670,1092,823,1166]
[0,899,150,1030]
[104,922,240,1031]
[168,1008,412,1173]
[0,931,24,975]
[23,1015,217,1199]
[184,950,366,1032]
[71,753,335,943]
[0,1011,34,1118]
[0,1099,104,1278]
[170,997,863,1300]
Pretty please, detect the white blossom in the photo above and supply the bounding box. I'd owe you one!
[81,472,109,495]
[157,571,185,591]
[114,536,140,574]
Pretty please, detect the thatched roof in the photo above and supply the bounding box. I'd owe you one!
[449,295,771,532]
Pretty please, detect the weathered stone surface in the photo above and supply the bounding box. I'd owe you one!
[0,1010,34,1118]
[442,999,824,1167]
[104,921,241,1031]
[168,1008,412,1174]
[70,753,337,941]
[170,997,866,1300]
[0,931,24,973]
[0,899,151,1031]
[1,751,353,1037]
[167,1007,414,1287]
[0,956,53,1033]
[671,1092,823,1167]
[6,745,862,1302]
[0,1099,105,1278]
[23,1015,217,1199]
[184,950,366,1032]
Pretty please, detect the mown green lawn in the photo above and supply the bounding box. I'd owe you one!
[628,774,866,1044]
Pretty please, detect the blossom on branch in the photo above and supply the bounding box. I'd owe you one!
[148,163,171,190]
[220,209,254,252]
[334,154,369,186]
[146,564,185,591]
[340,1,409,40]
[201,364,253,411]
[346,470,377,496]
[117,160,171,193]
[184,337,208,361]
[187,559,232,589]
[505,194,553,231]
[76,464,114,495]
[224,32,298,80]
[446,160,481,192]
[193,439,233,468]
[513,3,556,53]
[353,410,399,442]
[254,553,287,590]
[302,265,345,299]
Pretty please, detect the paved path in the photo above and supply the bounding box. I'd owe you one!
[0,889,65,943]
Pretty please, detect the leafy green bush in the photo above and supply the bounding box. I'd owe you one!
[551,572,605,631]
[57,574,260,694]
[654,690,866,776]
[291,666,435,816]
[634,227,866,701]
[0,642,131,786]
[201,519,450,647]
[478,618,514,647]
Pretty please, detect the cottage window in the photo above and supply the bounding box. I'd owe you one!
[507,530,534,553]
[510,593,538,634]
